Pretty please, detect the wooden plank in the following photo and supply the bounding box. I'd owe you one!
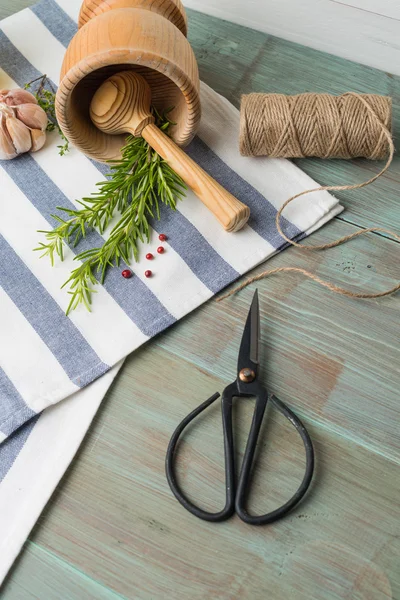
[186,12,267,100]
[25,330,400,599]
[0,0,35,19]
[329,0,400,20]
[156,219,400,462]
[1,542,126,599]
[2,2,399,239]
[0,3,399,599]
[187,9,400,242]
[185,0,400,76]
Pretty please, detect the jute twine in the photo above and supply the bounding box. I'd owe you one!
[218,92,400,302]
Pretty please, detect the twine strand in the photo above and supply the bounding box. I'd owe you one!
[217,267,400,303]
[218,93,399,302]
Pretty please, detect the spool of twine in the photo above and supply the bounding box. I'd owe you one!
[239,92,391,159]
[218,92,399,302]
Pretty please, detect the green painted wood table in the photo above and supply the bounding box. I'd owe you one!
[1,2,399,599]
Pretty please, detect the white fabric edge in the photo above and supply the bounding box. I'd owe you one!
[303,203,344,236]
[0,0,344,581]
[198,81,340,230]
[0,360,123,586]
[0,206,344,588]
[0,4,344,423]
[250,204,344,270]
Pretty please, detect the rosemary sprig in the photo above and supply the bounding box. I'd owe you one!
[35,110,186,314]
[24,74,69,155]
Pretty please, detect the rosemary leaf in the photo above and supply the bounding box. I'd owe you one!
[36,110,187,314]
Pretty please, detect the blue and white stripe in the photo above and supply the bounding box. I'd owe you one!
[0,1,342,580]
[0,0,341,478]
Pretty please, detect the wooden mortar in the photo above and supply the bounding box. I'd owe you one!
[78,0,188,35]
[55,0,250,231]
[56,0,200,162]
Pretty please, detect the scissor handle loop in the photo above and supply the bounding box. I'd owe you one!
[165,391,236,522]
[166,391,314,525]
[235,394,314,525]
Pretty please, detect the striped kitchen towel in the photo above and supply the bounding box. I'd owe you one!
[0,0,343,582]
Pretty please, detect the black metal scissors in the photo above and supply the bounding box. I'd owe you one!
[166,289,314,525]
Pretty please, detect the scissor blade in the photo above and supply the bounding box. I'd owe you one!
[237,289,260,375]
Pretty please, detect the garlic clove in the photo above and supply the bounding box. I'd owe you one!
[0,88,38,107]
[16,103,48,131]
[5,116,32,155]
[0,117,17,160]
[0,104,15,119]
[30,128,47,152]
[0,88,47,160]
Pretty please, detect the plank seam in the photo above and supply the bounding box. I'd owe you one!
[327,0,400,22]
[335,214,400,244]
[22,541,131,600]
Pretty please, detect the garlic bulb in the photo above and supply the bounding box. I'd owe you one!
[0,88,48,160]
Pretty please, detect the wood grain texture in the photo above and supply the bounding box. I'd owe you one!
[78,0,188,35]
[184,0,400,76]
[143,123,250,231]
[90,70,249,231]
[337,0,400,19]
[1,3,400,599]
[0,0,34,19]
[21,324,400,598]
[56,4,201,160]
[158,220,400,462]
[1,543,126,600]
[188,9,400,242]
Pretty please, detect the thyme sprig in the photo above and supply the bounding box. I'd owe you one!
[24,74,69,155]
[35,110,186,315]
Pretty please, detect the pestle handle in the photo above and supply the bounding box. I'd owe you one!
[90,70,250,232]
[141,123,250,232]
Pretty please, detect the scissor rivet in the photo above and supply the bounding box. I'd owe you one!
[239,368,256,383]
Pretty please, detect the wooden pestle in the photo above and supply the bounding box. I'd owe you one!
[90,71,250,232]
